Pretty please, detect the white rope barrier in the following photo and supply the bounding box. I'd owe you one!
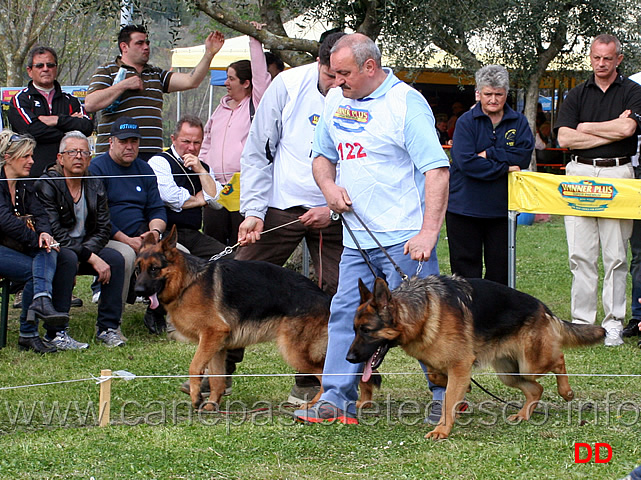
[1,370,640,392]
[0,171,236,182]
[0,377,96,391]
[0,368,637,428]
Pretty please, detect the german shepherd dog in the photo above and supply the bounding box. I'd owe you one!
[347,275,605,440]
[134,226,378,410]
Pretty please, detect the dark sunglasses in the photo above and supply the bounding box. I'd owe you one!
[10,133,33,144]
[29,63,57,69]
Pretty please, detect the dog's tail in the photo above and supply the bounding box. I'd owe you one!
[556,316,606,347]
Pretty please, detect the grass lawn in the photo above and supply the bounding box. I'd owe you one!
[0,216,640,479]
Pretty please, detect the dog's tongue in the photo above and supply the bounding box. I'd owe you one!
[362,356,374,383]
[149,293,159,310]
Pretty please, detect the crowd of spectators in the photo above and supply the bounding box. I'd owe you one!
[1,27,639,390]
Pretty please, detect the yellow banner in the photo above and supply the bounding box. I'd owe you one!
[215,172,240,212]
[508,171,641,219]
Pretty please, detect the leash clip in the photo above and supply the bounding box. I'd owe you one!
[415,260,423,278]
[210,245,235,262]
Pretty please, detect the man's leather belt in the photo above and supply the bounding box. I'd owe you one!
[571,155,631,167]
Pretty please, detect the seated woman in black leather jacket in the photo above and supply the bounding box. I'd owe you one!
[0,129,77,353]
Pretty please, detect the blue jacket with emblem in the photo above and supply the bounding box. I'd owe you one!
[448,102,534,218]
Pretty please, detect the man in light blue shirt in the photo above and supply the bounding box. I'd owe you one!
[295,33,450,424]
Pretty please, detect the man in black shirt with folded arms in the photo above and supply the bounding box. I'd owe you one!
[556,34,641,347]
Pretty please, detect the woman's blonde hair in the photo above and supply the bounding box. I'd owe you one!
[0,130,36,167]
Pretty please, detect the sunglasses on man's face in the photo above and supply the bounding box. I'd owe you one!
[30,63,57,69]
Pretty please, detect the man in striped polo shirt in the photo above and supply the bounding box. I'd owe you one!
[85,25,224,160]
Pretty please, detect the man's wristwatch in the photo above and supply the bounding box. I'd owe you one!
[152,228,163,240]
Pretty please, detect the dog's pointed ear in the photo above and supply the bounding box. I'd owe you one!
[373,277,392,308]
[358,278,372,303]
[162,225,178,250]
[142,231,157,248]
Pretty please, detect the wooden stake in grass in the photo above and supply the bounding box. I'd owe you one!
[99,369,112,427]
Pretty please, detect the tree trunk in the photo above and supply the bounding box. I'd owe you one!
[524,74,541,171]
[5,63,25,88]
[0,0,67,86]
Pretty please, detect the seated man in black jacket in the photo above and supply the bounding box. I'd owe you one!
[36,131,127,347]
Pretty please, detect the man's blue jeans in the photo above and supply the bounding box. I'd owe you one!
[319,242,440,414]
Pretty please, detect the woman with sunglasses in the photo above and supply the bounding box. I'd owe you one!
[0,130,80,353]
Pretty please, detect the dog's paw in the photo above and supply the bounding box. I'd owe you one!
[201,401,218,412]
[191,393,204,410]
[561,389,575,402]
[356,400,374,409]
[424,427,450,440]
[506,413,527,423]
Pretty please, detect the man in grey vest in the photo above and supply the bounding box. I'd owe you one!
[148,115,225,257]
[147,115,226,337]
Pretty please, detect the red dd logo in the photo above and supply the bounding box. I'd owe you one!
[574,443,613,463]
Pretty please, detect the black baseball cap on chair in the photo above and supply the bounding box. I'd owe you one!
[110,117,142,139]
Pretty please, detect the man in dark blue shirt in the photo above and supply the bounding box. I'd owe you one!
[89,117,167,343]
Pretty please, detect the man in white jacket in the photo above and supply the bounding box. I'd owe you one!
[234,32,346,404]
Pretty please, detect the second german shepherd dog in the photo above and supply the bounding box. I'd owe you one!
[347,275,605,440]
[135,226,378,410]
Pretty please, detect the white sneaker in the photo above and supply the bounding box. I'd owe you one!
[115,326,128,342]
[604,329,623,346]
[97,328,126,347]
[92,291,100,303]
[95,325,128,342]
[43,331,89,350]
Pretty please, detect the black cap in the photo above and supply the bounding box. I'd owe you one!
[110,116,141,139]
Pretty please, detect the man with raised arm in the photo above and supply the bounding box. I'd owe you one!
[85,25,224,159]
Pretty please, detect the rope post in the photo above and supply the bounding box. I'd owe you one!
[98,369,112,427]
[508,210,518,289]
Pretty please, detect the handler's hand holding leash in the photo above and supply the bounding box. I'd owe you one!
[210,218,303,262]
[298,207,333,229]
[322,183,352,214]
[403,230,437,263]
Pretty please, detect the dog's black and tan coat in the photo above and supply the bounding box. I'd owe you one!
[135,226,377,410]
[347,275,605,439]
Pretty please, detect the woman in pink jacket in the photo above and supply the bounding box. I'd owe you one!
[200,32,271,246]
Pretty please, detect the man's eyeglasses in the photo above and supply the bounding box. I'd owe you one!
[29,63,57,69]
[62,149,91,158]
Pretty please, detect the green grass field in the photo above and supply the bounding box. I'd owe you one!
[0,216,640,479]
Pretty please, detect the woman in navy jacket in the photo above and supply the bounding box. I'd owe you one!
[448,65,534,285]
